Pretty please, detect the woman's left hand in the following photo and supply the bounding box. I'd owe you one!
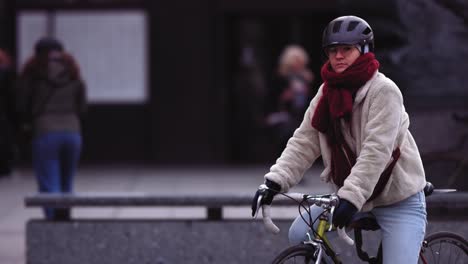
[333,198,358,228]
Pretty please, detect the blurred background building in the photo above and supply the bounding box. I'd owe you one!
[1,2,467,263]
[1,0,467,167]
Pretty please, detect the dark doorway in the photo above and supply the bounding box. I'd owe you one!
[225,13,338,164]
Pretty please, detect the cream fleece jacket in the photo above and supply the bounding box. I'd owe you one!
[265,71,426,212]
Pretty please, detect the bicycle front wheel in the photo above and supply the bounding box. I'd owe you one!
[419,231,468,264]
[272,244,329,264]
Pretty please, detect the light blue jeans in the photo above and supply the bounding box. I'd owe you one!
[289,191,427,264]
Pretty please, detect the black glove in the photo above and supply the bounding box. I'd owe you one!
[251,179,281,217]
[332,198,358,228]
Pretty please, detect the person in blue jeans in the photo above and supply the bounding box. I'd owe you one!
[252,16,426,263]
[17,37,87,220]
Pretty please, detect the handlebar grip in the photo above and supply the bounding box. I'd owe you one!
[424,182,434,196]
[262,205,280,234]
[337,227,354,246]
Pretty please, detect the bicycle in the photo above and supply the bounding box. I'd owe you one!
[253,182,468,263]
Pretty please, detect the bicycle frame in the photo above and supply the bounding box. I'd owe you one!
[303,210,343,264]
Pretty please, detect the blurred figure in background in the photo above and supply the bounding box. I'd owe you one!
[233,44,267,162]
[17,37,87,220]
[266,45,314,155]
[0,48,16,177]
[232,19,270,163]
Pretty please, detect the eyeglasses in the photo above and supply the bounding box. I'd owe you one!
[325,45,358,57]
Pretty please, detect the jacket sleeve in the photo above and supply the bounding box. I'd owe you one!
[264,85,323,192]
[337,82,403,210]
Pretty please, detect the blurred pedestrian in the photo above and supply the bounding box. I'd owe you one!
[232,44,268,162]
[0,48,16,177]
[252,16,426,263]
[17,37,87,220]
[266,45,314,154]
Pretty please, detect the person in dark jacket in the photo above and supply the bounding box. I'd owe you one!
[17,37,87,220]
[265,45,315,155]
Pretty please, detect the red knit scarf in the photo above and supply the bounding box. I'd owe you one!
[312,53,379,187]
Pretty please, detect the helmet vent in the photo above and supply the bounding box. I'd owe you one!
[347,21,359,32]
[332,21,342,33]
[362,27,372,35]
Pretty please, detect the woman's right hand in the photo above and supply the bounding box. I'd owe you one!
[251,179,281,217]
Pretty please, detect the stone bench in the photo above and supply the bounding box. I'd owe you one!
[24,192,468,264]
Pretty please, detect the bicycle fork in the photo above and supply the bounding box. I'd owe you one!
[304,235,324,264]
[303,217,341,264]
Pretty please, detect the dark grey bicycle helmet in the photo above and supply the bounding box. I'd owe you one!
[322,15,374,54]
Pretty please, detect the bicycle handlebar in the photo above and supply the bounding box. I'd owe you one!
[254,182,454,247]
[254,192,355,246]
[337,227,355,246]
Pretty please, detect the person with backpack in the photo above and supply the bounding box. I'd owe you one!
[251,16,426,263]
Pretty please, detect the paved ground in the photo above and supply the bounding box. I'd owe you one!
[0,164,331,264]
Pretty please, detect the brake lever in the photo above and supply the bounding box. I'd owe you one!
[253,184,269,219]
[329,205,335,232]
[253,194,263,219]
[328,195,339,231]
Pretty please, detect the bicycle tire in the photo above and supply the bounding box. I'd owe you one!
[419,231,468,264]
[272,244,330,264]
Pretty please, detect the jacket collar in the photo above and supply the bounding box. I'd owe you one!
[353,70,379,107]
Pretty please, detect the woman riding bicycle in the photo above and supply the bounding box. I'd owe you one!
[252,15,427,263]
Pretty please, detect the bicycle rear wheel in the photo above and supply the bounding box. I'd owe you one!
[272,244,329,264]
[419,231,468,264]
